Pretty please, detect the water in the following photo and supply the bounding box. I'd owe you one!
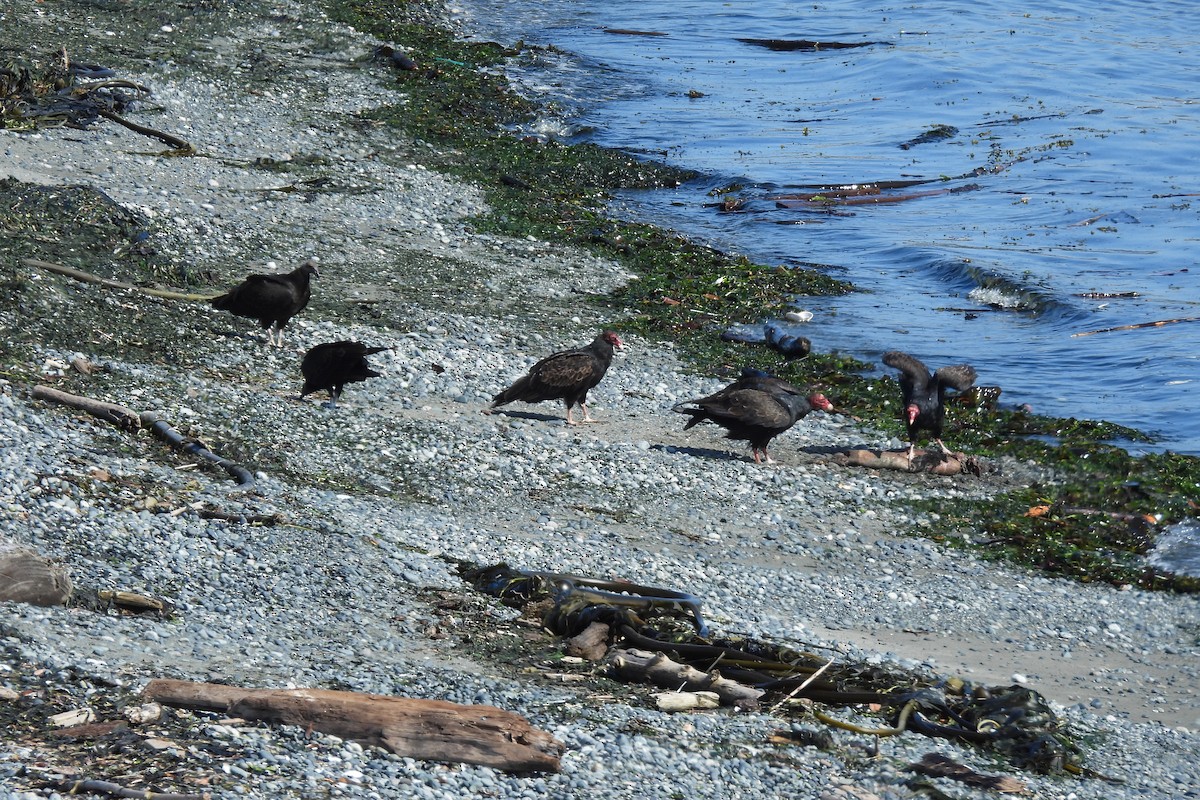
[456,0,1200,455]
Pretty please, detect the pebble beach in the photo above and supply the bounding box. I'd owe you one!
[1,2,1198,798]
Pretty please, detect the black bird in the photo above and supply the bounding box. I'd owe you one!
[673,373,833,463]
[488,331,624,425]
[299,341,389,408]
[882,350,977,462]
[210,259,318,347]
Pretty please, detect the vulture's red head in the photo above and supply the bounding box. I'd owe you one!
[809,393,834,412]
[905,403,920,424]
[602,331,624,350]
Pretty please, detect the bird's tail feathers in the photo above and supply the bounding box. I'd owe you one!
[672,402,707,429]
[491,376,531,408]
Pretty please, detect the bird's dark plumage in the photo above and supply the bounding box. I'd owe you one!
[299,340,388,408]
[882,350,977,460]
[673,372,833,463]
[210,259,318,347]
[488,331,624,424]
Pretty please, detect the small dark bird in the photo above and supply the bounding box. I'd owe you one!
[764,324,811,360]
[882,350,977,462]
[487,331,624,425]
[210,259,318,347]
[673,373,834,463]
[299,341,389,408]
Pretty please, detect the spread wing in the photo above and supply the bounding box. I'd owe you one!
[934,364,977,392]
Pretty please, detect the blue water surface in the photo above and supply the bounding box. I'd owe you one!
[458,0,1200,455]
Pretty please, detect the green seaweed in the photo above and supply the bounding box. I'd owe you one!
[323,0,1200,595]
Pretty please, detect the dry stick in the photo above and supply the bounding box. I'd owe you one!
[29,386,255,488]
[768,656,835,714]
[95,107,195,154]
[56,778,206,800]
[21,258,220,302]
[1071,316,1200,337]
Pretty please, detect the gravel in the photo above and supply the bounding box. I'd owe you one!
[1,1,1199,799]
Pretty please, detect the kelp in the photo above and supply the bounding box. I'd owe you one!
[463,562,1088,776]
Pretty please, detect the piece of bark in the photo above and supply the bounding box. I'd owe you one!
[142,679,563,773]
[564,621,610,660]
[0,537,73,606]
[604,648,764,708]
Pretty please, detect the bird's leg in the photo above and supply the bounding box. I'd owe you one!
[935,438,951,454]
[580,402,598,423]
[905,442,917,469]
[564,407,579,426]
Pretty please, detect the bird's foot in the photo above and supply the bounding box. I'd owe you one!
[320,400,339,410]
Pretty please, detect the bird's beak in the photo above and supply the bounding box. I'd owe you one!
[906,404,920,424]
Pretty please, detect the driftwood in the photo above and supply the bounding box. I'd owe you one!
[55,779,205,800]
[142,679,564,773]
[30,386,255,487]
[564,621,611,661]
[835,447,983,476]
[22,258,218,301]
[0,535,72,606]
[604,648,764,709]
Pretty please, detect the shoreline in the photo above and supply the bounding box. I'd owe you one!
[2,1,1198,798]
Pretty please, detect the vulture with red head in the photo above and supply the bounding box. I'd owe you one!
[882,350,977,462]
[488,331,624,425]
[299,340,388,408]
[210,259,318,347]
[673,371,833,463]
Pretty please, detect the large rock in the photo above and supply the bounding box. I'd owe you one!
[0,537,72,606]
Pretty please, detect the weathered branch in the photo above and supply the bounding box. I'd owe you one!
[142,680,563,773]
[55,778,206,800]
[30,386,255,487]
[604,648,764,708]
[836,448,983,476]
[21,258,219,301]
[30,384,141,431]
[95,108,195,154]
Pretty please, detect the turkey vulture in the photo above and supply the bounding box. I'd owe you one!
[210,259,318,347]
[487,331,624,424]
[882,350,977,462]
[673,372,833,463]
[299,340,389,408]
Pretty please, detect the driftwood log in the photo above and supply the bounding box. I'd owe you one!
[604,648,764,709]
[30,386,254,487]
[142,679,564,773]
[0,535,72,606]
[835,447,984,476]
[563,621,611,661]
[22,258,216,301]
